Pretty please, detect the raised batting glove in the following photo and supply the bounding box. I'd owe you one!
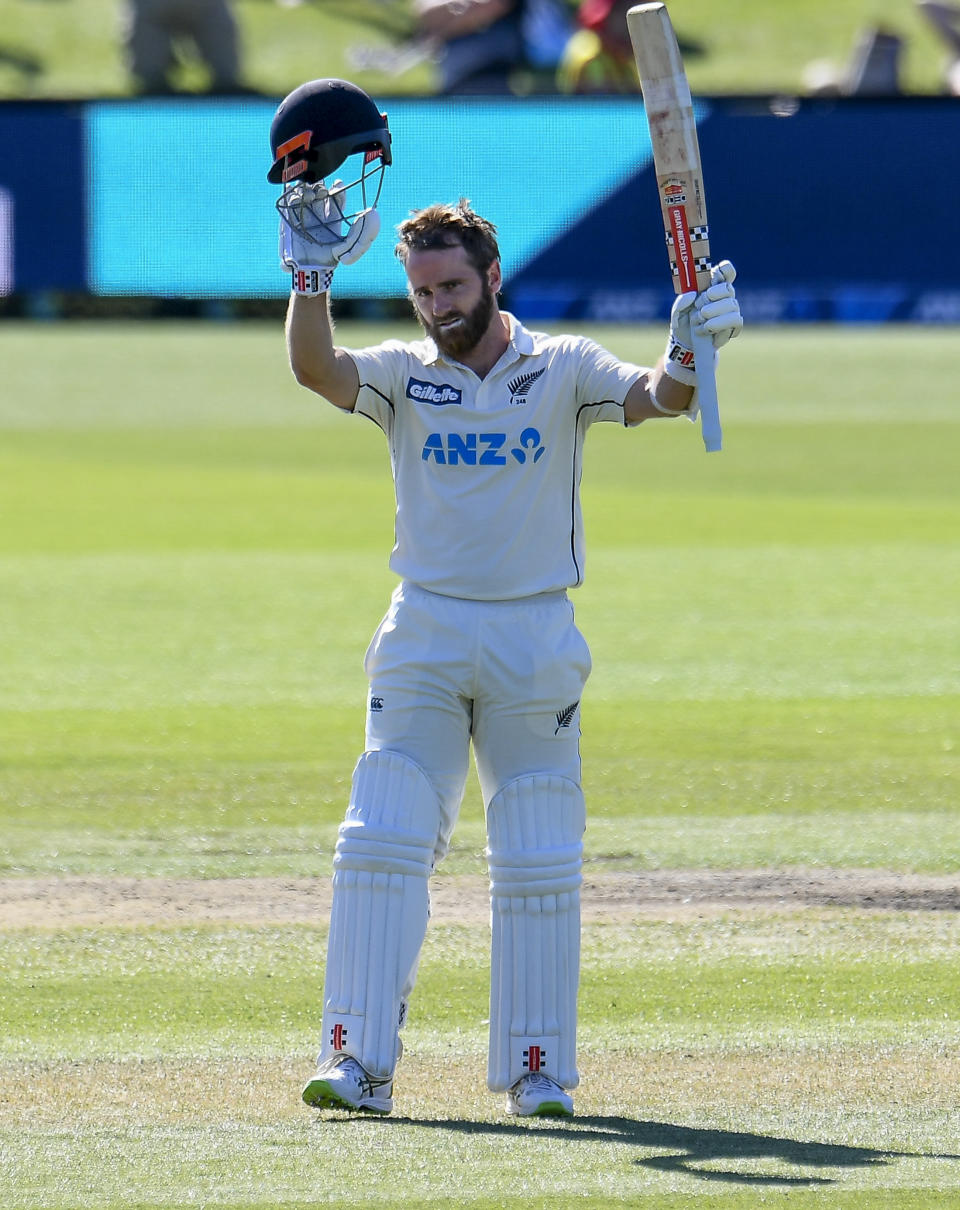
[662,259,742,387]
[663,288,702,388]
[278,180,380,297]
[692,260,743,349]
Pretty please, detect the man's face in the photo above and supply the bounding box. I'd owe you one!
[405,243,498,359]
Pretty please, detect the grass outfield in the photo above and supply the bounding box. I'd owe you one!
[0,320,958,1207]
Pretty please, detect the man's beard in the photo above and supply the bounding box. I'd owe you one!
[416,280,496,359]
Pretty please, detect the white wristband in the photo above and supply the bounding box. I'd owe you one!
[649,375,693,417]
[291,266,334,296]
[649,390,688,417]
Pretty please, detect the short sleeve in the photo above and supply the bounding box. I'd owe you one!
[575,337,647,423]
[348,341,412,433]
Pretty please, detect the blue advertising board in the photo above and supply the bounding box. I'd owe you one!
[509,97,960,323]
[85,96,648,300]
[1,96,958,321]
[0,104,86,292]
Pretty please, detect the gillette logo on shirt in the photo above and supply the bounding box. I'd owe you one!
[406,377,463,406]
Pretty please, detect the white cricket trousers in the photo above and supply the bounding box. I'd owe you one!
[362,580,593,858]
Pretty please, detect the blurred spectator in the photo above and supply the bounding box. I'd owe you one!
[916,0,960,93]
[522,0,576,72]
[122,0,249,95]
[414,0,522,92]
[556,0,638,93]
[804,24,904,96]
[413,0,572,93]
[845,25,904,94]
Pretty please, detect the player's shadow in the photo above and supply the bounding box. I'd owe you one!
[398,1115,959,1187]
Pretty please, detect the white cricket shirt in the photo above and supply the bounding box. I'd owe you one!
[348,313,646,600]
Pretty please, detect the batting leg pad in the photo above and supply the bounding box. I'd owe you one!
[486,774,586,1092]
[321,750,440,1079]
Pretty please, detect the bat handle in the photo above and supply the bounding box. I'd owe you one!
[691,328,722,453]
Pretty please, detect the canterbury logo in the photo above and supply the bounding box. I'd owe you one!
[555,702,579,734]
[507,368,545,403]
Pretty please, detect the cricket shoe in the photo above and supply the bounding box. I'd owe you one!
[505,1073,574,1118]
[301,1054,393,1115]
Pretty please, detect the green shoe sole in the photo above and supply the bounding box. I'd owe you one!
[530,1100,574,1118]
[302,1078,391,1115]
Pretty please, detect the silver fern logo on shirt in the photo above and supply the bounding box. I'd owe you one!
[507,368,545,406]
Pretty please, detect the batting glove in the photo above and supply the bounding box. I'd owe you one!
[278,179,380,297]
[693,260,743,348]
[663,259,742,387]
[663,288,702,387]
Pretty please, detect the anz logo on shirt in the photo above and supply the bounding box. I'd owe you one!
[421,428,546,466]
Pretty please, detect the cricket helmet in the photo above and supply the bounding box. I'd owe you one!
[267,78,392,185]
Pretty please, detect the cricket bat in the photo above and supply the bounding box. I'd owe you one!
[627,2,721,452]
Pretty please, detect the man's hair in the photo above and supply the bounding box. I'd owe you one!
[395,199,501,275]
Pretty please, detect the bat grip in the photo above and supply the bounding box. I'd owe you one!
[691,328,722,453]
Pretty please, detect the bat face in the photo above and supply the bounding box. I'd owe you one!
[628,1,722,451]
[627,3,712,295]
